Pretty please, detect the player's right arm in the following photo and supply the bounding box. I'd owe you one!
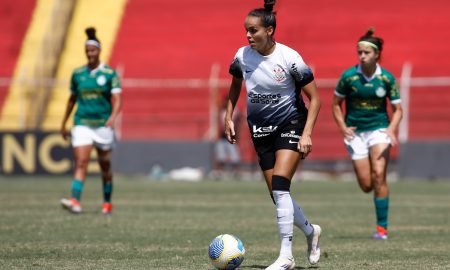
[60,93,77,141]
[61,73,78,141]
[225,76,243,144]
[332,77,356,139]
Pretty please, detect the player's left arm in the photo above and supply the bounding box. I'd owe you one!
[385,76,403,146]
[106,93,122,128]
[299,80,321,157]
[289,52,321,157]
[386,103,402,146]
[106,72,122,128]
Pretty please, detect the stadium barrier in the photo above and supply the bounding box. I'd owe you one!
[0,131,212,175]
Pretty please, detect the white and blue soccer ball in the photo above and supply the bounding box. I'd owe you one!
[208,234,245,270]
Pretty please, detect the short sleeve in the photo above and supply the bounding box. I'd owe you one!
[70,73,77,94]
[288,53,314,87]
[110,70,122,94]
[387,76,401,104]
[335,76,348,97]
[229,57,243,79]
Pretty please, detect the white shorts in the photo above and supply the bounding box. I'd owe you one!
[215,139,240,163]
[71,125,116,150]
[344,128,391,160]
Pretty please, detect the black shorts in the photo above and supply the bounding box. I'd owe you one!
[250,117,306,171]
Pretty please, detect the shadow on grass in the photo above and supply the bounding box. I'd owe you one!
[241,265,317,269]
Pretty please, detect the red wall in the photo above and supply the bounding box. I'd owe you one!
[0,0,36,108]
[110,0,450,159]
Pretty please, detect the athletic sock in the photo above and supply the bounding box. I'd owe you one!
[103,182,113,203]
[292,199,314,236]
[374,196,389,230]
[71,179,84,201]
[272,175,294,258]
[272,190,294,258]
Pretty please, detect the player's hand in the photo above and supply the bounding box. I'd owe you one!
[105,117,115,128]
[342,126,356,140]
[298,134,312,159]
[60,126,69,141]
[381,128,398,146]
[225,119,236,144]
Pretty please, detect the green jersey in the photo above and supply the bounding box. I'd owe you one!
[70,63,121,127]
[335,64,401,132]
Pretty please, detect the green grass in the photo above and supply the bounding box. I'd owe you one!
[0,176,449,269]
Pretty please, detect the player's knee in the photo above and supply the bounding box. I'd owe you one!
[271,175,291,192]
[75,157,89,169]
[371,168,385,181]
[98,160,111,172]
[360,185,373,193]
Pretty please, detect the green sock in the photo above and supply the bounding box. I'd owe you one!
[71,179,84,201]
[374,196,389,229]
[103,182,112,203]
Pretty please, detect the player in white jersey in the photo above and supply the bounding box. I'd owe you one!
[225,1,321,269]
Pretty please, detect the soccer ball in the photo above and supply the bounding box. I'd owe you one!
[208,234,245,270]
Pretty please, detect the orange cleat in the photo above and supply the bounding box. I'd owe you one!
[102,202,112,215]
[61,198,82,214]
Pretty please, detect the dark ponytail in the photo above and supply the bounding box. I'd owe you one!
[264,0,276,12]
[248,0,277,36]
[85,27,101,43]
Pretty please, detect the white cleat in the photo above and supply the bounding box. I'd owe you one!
[307,224,321,265]
[60,198,82,214]
[265,256,295,270]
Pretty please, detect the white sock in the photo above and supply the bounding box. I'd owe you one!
[272,190,294,258]
[292,199,314,236]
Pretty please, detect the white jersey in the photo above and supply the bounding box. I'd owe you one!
[229,42,314,129]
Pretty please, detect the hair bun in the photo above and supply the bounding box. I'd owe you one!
[264,0,276,12]
[365,27,375,38]
[85,27,97,40]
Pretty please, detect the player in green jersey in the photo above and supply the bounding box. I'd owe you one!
[60,27,122,215]
[332,28,403,240]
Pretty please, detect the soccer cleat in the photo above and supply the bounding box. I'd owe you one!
[265,256,295,270]
[307,224,321,265]
[61,198,82,214]
[372,226,388,240]
[102,202,112,214]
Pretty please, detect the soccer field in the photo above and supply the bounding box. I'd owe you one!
[0,176,449,270]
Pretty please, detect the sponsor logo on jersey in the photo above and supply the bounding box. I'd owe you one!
[96,75,107,86]
[248,92,281,104]
[272,66,286,82]
[291,63,304,82]
[252,125,277,138]
[375,87,386,97]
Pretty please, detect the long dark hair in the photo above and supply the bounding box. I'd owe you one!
[248,0,277,36]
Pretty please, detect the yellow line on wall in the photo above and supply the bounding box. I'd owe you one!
[0,0,56,130]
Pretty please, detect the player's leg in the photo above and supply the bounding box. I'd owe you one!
[61,144,92,213]
[97,147,113,214]
[369,143,390,239]
[352,158,373,193]
[275,150,321,265]
[345,133,373,192]
[264,149,297,269]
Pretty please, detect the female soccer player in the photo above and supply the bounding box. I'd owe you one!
[332,28,403,240]
[60,27,122,215]
[225,1,321,268]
